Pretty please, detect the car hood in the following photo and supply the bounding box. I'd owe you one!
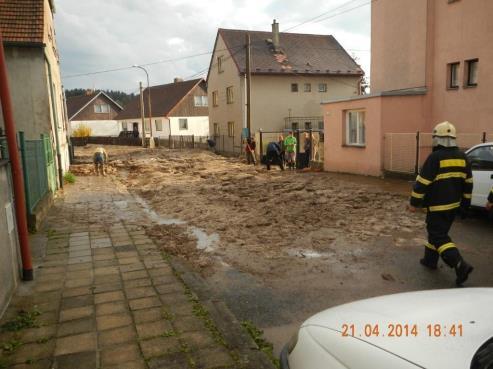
[302,288,493,369]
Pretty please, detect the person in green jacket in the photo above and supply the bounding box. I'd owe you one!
[284,131,297,170]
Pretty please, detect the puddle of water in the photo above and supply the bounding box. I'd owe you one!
[133,193,219,252]
[287,249,334,259]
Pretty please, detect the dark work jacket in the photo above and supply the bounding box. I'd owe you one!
[410,146,473,212]
[267,142,281,155]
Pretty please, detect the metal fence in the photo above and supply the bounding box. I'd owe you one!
[257,129,324,167]
[384,131,492,176]
[71,136,143,147]
[0,132,55,214]
[157,135,210,150]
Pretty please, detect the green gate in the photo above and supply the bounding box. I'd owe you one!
[42,134,57,193]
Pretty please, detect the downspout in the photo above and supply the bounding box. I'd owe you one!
[61,86,72,164]
[44,53,64,189]
[0,30,33,280]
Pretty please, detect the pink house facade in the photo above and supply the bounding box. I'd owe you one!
[322,0,493,176]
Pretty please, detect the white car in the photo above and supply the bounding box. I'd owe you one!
[281,289,493,369]
[466,143,493,208]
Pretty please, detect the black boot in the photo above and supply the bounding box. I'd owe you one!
[455,260,473,286]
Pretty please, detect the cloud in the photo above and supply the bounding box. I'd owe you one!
[56,0,370,92]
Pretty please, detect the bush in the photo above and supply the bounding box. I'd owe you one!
[64,172,76,184]
[72,124,92,137]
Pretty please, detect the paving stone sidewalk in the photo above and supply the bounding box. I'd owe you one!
[0,176,275,369]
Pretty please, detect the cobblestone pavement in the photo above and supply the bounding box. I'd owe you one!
[0,176,274,369]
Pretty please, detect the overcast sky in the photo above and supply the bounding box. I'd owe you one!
[55,0,371,93]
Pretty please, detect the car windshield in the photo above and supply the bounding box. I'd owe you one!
[467,146,493,170]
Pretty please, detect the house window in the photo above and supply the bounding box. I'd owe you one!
[212,91,218,107]
[94,104,110,113]
[144,121,150,132]
[155,119,163,131]
[466,59,478,87]
[226,86,234,104]
[228,122,234,137]
[346,110,365,146]
[194,96,208,107]
[122,122,128,131]
[305,122,312,130]
[292,122,299,130]
[213,123,219,136]
[304,83,311,92]
[291,83,298,92]
[217,56,224,73]
[318,83,327,93]
[318,121,324,130]
[179,118,188,130]
[448,62,460,89]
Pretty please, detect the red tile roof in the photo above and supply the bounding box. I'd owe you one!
[210,29,363,78]
[0,0,45,44]
[116,79,204,120]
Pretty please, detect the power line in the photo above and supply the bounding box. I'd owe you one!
[282,0,363,32]
[312,0,374,25]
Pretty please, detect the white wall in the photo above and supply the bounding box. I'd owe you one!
[71,120,120,137]
[170,116,209,137]
[118,117,171,138]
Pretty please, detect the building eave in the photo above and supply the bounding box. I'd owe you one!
[321,87,428,105]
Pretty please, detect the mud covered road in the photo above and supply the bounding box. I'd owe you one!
[73,145,493,356]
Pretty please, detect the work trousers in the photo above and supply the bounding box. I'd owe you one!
[424,209,462,268]
[266,151,284,170]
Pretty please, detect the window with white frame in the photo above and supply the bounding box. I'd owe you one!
[291,83,298,92]
[213,123,219,136]
[318,121,324,130]
[318,83,327,93]
[228,121,234,137]
[466,59,478,87]
[217,56,224,73]
[179,118,188,130]
[346,110,365,146]
[304,83,311,92]
[94,104,110,113]
[448,62,460,89]
[212,91,218,107]
[122,122,128,131]
[155,119,163,131]
[194,95,208,107]
[226,86,234,104]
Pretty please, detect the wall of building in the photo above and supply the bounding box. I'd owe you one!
[0,162,20,317]
[207,34,245,147]
[119,117,172,138]
[428,0,493,133]
[72,96,121,121]
[71,120,120,137]
[250,74,360,132]
[371,0,428,93]
[170,83,209,118]
[323,96,383,176]
[169,116,209,137]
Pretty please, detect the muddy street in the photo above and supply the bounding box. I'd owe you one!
[74,145,493,356]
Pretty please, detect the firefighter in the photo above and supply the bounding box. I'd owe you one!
[408,121,474,286]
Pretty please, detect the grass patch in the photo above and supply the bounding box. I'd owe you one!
[1,308,41,333]
[161,330,176,338]
[241,320,280,368]
[1,339,23,355]
[63,171,76,184]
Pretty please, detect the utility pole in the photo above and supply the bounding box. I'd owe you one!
[139,81,146,147]
[133,65,153,147]
[245,33,251,138]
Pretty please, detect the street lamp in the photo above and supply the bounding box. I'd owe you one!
[133,64,153,143]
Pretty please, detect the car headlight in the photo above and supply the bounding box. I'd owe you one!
[287,330,299,354]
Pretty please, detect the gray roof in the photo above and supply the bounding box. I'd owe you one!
[215,28,363,77]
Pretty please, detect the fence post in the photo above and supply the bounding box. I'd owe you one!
[222,135,225,153]
[482,132,487,143]
[168,134,171,149]
[259,130,263,158]
[18,132,31,214]
[192,135,195,149]
[309,129,313,161]
[295,129,300,169]
[414,131,420,176]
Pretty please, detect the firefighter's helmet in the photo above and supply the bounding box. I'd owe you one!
[432,121,457,138]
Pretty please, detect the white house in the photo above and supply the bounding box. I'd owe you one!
[116,78,209,138]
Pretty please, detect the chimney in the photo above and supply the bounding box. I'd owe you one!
[272,19,280,52]
[174,77,184,83]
